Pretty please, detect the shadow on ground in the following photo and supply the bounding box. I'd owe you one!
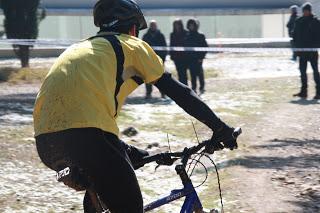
[220,138,320,170]
[0,93,36,125]
[0,93,36,115]
[290,99,320,105]
[289,199,320,213]
[0,67,19,82]
[125,96,173,105]
[220,153,319,170]
[218,137,320,212]
[253,138,320,150]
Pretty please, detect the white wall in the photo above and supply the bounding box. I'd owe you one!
[38,16,98,39]
[38,15,264,40]
[141,15,262,39]
[261,14,290,38]
[0,14,293,40]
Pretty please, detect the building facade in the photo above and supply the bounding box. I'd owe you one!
[32,14,291,40]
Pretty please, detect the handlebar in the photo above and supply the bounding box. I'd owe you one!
[134,127,242,168]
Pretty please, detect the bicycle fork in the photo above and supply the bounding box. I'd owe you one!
[176,164,203,213]
[176,165,218,213]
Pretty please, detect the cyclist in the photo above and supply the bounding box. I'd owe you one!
[33,0,239,212]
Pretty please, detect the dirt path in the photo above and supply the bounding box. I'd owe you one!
[0,71,319,212]
[227,97,320,212]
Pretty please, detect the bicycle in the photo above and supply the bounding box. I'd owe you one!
[56,127,242,213]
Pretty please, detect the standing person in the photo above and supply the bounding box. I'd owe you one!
[33,0,239,212]
[1,0,45,67]
[142,20,167,99]
[185,19,208,94]
[293,2,320,99]
[170,19,188,85]
[287,5,299,61]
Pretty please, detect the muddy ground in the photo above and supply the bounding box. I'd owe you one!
[0,53,319,213]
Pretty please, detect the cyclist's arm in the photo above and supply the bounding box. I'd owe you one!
[155,72,225,132]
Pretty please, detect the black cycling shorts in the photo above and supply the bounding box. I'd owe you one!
[36,128,144,213]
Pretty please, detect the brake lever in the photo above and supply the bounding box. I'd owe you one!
[156,157,179,166]
[154,164,161,171]
[154,157,179,171]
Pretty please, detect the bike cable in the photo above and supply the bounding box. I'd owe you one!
[187,156,208,188]
[187,152,224,212]
[189,123,225,212]
[203,153,224,213]
[186,152,202,174]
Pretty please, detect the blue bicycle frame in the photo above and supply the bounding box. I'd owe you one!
[144,165,203,213]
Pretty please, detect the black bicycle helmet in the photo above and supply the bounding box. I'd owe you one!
[93,0,147,31]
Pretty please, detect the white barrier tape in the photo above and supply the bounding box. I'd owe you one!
[0,38,292,45]
[0,39,76,47]
[152,46,320,53]
[0,39,319,52]
[206,37,290,44]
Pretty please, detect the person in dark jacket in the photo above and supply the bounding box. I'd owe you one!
[293,2,320,99]
[170,19,188,85]
[287,5,299,60]
[142,20,167,99]
[185,19,208,94]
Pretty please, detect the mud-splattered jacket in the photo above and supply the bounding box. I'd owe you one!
[33,33,164,137]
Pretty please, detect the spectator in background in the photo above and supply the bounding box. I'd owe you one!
[185,19,208,94]
[1,0,46,67]
[293,2,320,100]
[170,19,188,85]
[287,5,299,61]
[142,20,167,99]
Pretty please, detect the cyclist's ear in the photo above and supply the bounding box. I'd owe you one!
[129,25,138,37]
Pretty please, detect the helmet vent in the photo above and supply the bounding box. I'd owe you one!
[102,20,119,28]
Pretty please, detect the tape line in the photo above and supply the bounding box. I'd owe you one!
[0,39,319,52]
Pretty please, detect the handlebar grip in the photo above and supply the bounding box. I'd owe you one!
[205,127,242,153]
[232,127,242,139]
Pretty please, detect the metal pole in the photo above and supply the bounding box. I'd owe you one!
[79,17,83,39]
[282,9,285,38]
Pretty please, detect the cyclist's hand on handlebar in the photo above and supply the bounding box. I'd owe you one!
[130,146,149,170]
[121,141,150,170]
[218,125,238,150]
[205,124,240,154]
